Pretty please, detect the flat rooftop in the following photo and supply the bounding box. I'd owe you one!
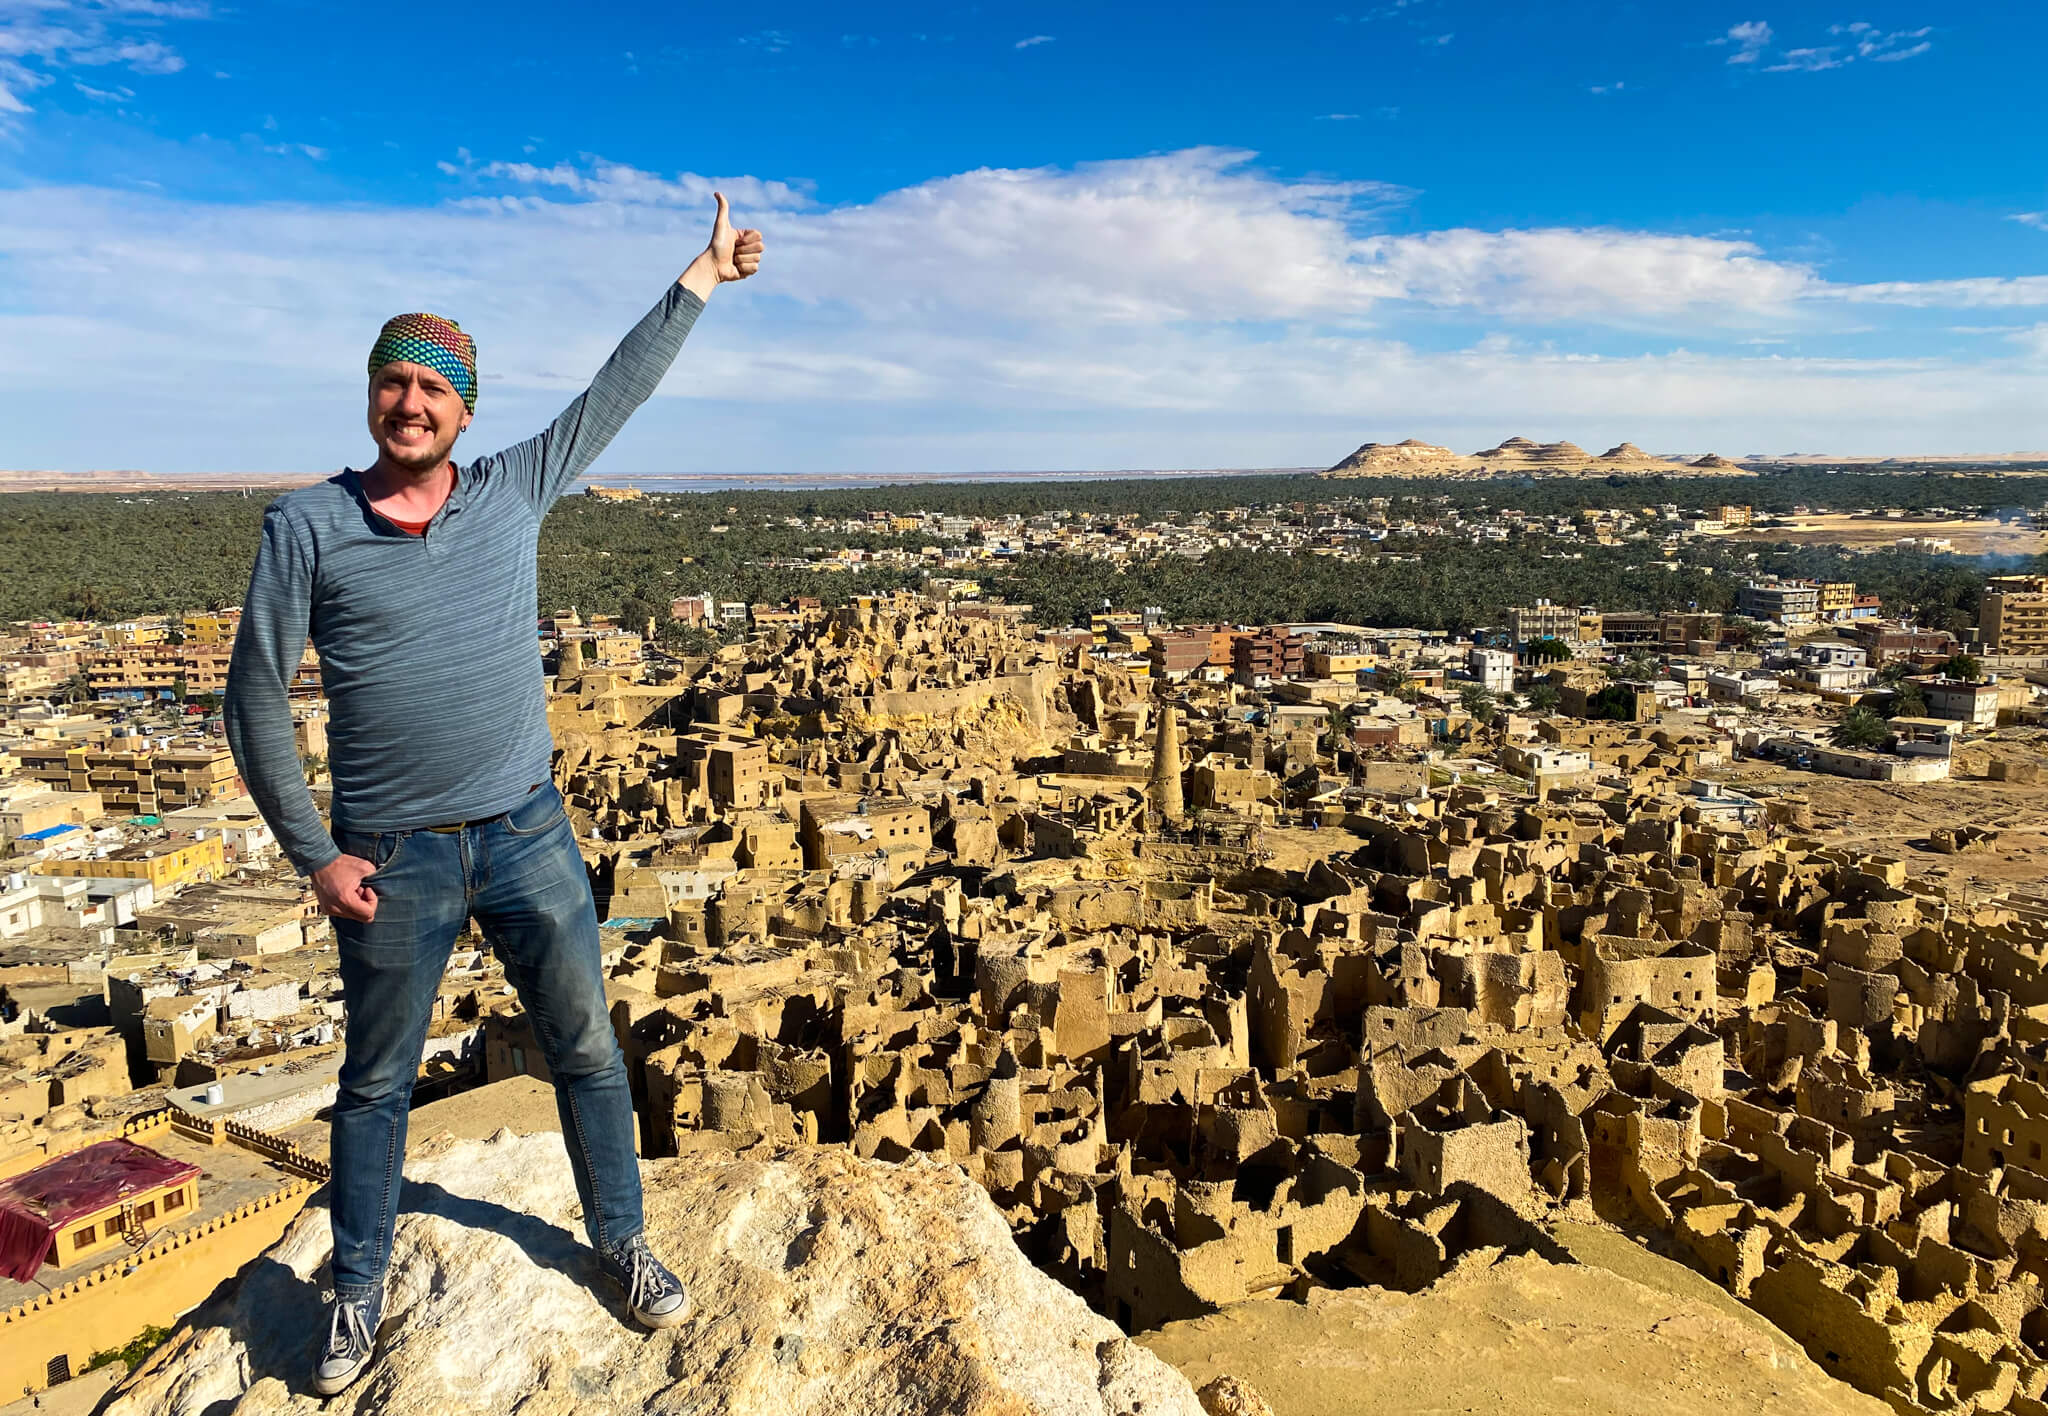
[0,1124,302,1308]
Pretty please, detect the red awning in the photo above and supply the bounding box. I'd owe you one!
[0,1139,201,1283]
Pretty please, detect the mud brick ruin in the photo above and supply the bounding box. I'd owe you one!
[499,597,2048,1416]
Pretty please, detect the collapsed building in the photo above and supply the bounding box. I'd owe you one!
[476,601,2048,1415]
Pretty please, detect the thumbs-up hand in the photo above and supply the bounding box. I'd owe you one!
[708,192,764,283]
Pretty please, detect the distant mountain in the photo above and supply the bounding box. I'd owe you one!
[1323,437,1754,479]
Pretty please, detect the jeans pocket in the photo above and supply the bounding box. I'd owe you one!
[503,784,565,837]
[355,831,407,879]
[379,832,411,870]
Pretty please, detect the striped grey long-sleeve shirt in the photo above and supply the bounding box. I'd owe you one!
[224,282,704,874]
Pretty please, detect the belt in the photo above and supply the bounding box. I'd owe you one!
[425,784,543,834]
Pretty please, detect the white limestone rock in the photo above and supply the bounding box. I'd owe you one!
[105,1130,1203,1416]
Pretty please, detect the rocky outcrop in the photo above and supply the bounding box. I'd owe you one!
[104,1131,1206,1416]
[1322,436,1753,479]
[1323,438,1464,475]
[1475,436,1594,467]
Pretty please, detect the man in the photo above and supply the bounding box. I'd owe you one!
[225,196,763,1397]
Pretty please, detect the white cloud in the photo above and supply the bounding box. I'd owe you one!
[0,149,2044,471]
[1318,113,1361,121]
[1721,18,1933,74]
[2014,213,2048,232]
[1354,227,1820,323]
[1420,32,1453,46]
[454,157,815,214]
[1712,21,1773,65]
[1832,21,1933,62]
[1766,46,1848,72]
[1588,81,1625,95]
[0,0,204,116]
[1014,34,1055,49]
[1835,277,2048,309]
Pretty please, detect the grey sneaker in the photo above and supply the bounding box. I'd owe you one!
[313,1289,383,1397]
[600,1233,692,1329]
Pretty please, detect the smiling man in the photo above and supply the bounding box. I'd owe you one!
[225,196,762,1397]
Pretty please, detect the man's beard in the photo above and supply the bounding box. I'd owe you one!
[383,427,460,470]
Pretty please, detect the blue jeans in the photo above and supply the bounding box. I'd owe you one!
[326,782,641,1300]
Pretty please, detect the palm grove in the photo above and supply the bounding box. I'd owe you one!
[1,472,2033,647]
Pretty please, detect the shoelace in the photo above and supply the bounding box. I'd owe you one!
[327,1298,376,1363]
[620,1240,678,1312]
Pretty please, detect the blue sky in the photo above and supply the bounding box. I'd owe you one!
[2,0,2045,474]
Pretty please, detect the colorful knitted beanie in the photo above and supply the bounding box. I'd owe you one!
[367,313,478,411]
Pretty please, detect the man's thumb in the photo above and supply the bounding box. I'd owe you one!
[713,191,731,230]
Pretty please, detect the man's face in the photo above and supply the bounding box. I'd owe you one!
[367,361,471,471]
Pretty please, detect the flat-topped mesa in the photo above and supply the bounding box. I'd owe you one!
[1472,438,1590,465]
[1321,434,1760,478]
[1324,439,1465,475]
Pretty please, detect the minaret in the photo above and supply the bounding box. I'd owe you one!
[1150,700,1185,825]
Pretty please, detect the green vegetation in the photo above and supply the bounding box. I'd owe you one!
[1324,704,1357,751]
[1610,651,1661,682]
[1458,684,1498,724]
[85,1324,173,1375]
[1523,682,1561,713]
[1584,684,1642,721]
[1873,662,1931,718]
[0,471,2037,633]
[1831,706,1894,751]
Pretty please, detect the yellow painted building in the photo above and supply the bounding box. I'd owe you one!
[19,742,238,817]
[102,621,171,648]
[1306,651,1375,678]
[180,609,242,644]
[0,1112,325,1399]
[1981,575,2048,654]
[39,835,224,891]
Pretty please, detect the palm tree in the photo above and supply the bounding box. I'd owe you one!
[1520,637,1571,664]
[1459,684,1497,725]
[1727,617,1774,650]
[1878,677,1928,719]
[1324,704,1357,752]
[300,752,327,785]
[1524,682,1561,714]
[1615,652,1660,683]
[1831,707,1892,751]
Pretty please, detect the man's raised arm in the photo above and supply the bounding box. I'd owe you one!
[224,506,336,876]
[491,192,764,509]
